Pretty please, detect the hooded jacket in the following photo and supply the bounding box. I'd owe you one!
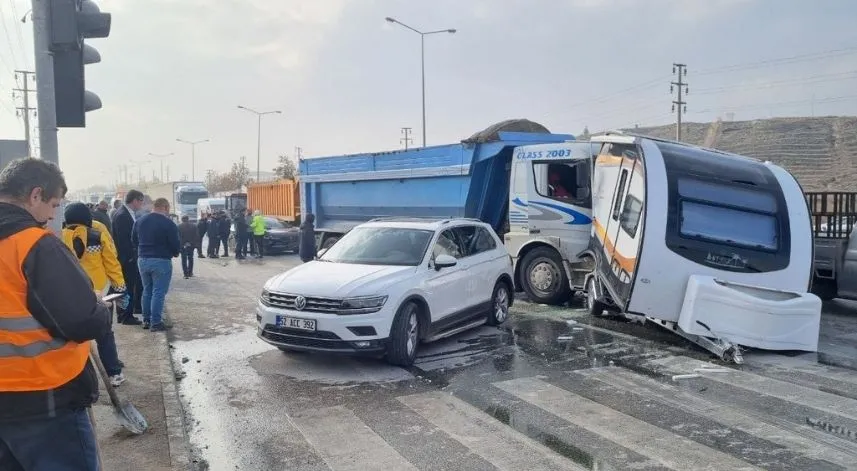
[61,203,126,293]
[0,202,112,421]
[299,214,317,262]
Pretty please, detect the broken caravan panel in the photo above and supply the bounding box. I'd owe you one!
[585,132,821,363]
[506,142,597,304]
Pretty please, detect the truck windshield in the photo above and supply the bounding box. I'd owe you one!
[180,191,209,205]
[320,227,434,266]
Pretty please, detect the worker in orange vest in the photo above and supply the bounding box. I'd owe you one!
[0,158,112,471]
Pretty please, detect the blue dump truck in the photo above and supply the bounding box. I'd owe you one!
[298,120,598,304]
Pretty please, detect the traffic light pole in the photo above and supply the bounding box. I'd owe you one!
[32,0,62,233]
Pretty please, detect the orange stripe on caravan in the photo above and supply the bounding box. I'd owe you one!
[593,218,637,274]
[594,154,645,178]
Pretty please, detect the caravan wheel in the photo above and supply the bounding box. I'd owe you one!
[586,277,606,317]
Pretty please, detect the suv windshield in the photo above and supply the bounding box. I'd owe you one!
[265,218,289,230]
[321,227,434,266]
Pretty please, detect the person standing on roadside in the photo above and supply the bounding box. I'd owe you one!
[250,209,266,259]
[0,158,111,471]
[196,213,208,259]
[61,202,130,387]
[109,198,121,219]
[218,211,232,257]
[234,208,249,260]
[299,213,317,263]
[111,190,145,325]
[91,199,112,232]
[205,213,220,258]
[132,198,180,331]
[178,215,199,278]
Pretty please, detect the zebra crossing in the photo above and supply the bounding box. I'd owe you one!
[179,327,857,471]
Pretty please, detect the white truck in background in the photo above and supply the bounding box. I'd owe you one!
[146,181,208,222]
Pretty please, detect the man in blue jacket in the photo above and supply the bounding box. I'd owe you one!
[132,197,180,331]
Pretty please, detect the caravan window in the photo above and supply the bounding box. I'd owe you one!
[680,202,778,250]
[620,194,643,237]
[612,169,629,221]
[533,161,591,206]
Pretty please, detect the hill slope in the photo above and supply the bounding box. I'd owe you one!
[621,117,857,191]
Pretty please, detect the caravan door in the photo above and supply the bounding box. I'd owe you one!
[521,143,594,240]
[592,142,646,308]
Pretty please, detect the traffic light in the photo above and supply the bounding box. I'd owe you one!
[48,0,111,128]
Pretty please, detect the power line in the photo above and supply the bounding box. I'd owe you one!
[695,45,857,76]
[693,70,857,95]
[7,0,27,66]
[692,94,857,114]
[0,1,19,69]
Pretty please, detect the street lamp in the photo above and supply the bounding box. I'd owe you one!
[385,17,456,148]
[237,105,282,182]
[148,152,175,182]
[175,139,210,181]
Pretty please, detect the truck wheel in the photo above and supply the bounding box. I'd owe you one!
[811,279,837,301]
[386,302,421,367]
[322,236,340,250]
[520,247,571,305]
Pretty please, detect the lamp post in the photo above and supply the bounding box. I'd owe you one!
[148,152,175,182]
[237,106,282,182]
[385,17,456,148]
[175,139,209,181]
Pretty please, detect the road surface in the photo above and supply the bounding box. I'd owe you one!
[164,254,857,471]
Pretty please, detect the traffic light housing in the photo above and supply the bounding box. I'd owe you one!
[48,0,111,128]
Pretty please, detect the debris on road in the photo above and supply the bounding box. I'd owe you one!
[671,373,701,381]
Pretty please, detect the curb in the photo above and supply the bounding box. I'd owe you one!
[156,329,192,470]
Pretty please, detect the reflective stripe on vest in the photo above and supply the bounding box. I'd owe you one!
[0,226,91,392]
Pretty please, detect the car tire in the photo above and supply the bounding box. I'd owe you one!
[386,302,421,367]
[487,281,511,326]
[585,276,607,316]
[520,247,571,305]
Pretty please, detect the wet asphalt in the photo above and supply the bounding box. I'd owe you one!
[165,254,857,471]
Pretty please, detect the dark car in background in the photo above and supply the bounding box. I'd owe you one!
[230,216,299,255]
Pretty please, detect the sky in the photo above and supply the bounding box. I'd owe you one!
[1,0,856,191]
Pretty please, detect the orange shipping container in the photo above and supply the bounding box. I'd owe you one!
[247,180,300,222]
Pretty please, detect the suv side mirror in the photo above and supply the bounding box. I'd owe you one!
[316,248,328,259]
[434,254,457,271]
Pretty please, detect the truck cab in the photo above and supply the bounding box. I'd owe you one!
[174,183,208,222]
[506,142,597,304]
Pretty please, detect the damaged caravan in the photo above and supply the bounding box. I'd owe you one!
[583,132,821,363]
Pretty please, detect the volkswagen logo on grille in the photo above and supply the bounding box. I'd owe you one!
[293,295,307,311]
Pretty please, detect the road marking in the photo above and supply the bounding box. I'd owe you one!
[580,367,857,469]
[649,356,857,422]
[495,377,760,471]
[289,405,417,471]
[399,391,584,471]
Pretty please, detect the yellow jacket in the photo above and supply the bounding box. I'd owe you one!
[61,220,126,292]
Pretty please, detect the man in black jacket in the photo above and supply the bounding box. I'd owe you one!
[196,213,208,258]
[206,213,220,258]
[299,213,317,263]
[111,190,145,324]
[218,211,231,257]
[0,158,112,470]
[234,209,249,259]
[91,199,112,232]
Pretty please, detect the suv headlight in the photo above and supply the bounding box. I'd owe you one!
[338,296,388,315]
[260,289,271,305]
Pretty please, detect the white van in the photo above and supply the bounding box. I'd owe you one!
[197,197,226,220]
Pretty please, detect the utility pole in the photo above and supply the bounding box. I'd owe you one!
[400,127,413,150]
[294,146,303,160]
[13,70,36,156]
[32,0,60,231]
[671,63,688,141]
[148,152,174,182]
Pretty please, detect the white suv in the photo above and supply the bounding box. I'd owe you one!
[256,218,514,366]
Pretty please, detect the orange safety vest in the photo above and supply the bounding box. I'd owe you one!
[0,227,90,391]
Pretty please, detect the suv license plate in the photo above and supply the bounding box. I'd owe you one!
[276,316,316,331]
